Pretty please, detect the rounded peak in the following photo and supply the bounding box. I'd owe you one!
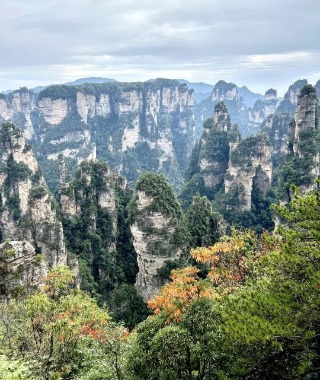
[299,84,316,97]
[214,80,237,91]
[265,88,277,97]
[288,79,308,91]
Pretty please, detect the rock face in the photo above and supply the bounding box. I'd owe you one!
[198,102,231,189]
[59,160,118,240]
[290,86,318,157]
[261,79,310,160]
[0,89,36,140]
[0,240,46,299]
[225,135,273,211]
[0,123,69,297]
[130,173,184,301]
[248,89,279,133]
[194,80,254,138]
[58,159,137,298]
[1,80,195,191]
[184,101,273,218]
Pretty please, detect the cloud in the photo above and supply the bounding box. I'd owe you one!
[0,0,319,94]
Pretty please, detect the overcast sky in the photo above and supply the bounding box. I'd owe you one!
[0,0,319,95]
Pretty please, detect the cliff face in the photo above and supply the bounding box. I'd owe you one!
[274,84,319,202]
[195,80,253,138]
[290,86,318,157]
[0,90,36,140]
[0,123,69,297]
[183,102,273,229]
[198,102,231,189]
[248,89,279,133]
[130,173,184,301]
[58,159,137,299]
[261,79,309,160]
[0,80,195,191]
[59,160,117,243]
[0,240,46,299]
[225,135,272,211]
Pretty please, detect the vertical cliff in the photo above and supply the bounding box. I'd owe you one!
[276,84,320,200]
[195,80,252,138]
[0,89,36,140]
[224,135,273,211]
[248,89,279,133]
[261,79,309,160]
[129,172,185,301]
[59,159,138,299]
[0,123,68,297]
[0,80,195,192]
[182,102,274,230]
[198,102,231,190]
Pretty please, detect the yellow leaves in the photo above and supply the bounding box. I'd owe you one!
[148,267,217,323]
[148,229,279,324]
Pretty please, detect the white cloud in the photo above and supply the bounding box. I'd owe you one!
[0,0,319,93]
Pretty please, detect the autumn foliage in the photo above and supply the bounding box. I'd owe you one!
[148,267,217,322]
[148,229,278,322]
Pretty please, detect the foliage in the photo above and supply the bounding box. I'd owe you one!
[148,267,217,323]
[300,84,317,97]
[130,172,182,219]
[230,134,270,166]
[0,355,35,380]
[0,266,128,380]
[109,284,150,329]
[275,126,320,201]
[62,162,140,317]
[185,195,221,248]
[0,122,22,143]
[131,187,320,379]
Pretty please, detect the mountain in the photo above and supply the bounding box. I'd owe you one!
[177,79,214,102]
[238,85,264,107]
[64,77,117,86]
[182,81,319,231]
[31,77,117,93]
[0,123,77,298]
[0,79,195,192]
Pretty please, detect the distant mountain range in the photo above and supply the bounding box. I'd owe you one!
[1,77,264,107]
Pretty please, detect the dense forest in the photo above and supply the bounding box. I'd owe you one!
[1,186,320,379]
[0,80,320,379]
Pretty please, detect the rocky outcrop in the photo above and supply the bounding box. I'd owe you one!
[225,135,273,211]
[261,80,311,160]
[0,80,195,191]
[248,89,280,133]
[198,102,231,189]
[0,89,36,140]
[59,160,118,254]
[211,81,238,102]
[290,86,318,157]
[0,124,67,266]
[183,101,273,228]
[0,123,71,297]
[287,79,308,106]
[130,173,184,301]
[0,240,47,299]
[194,80,254,138]
[274,84,319,202]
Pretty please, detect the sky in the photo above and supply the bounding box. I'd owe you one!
[0,0,319,95]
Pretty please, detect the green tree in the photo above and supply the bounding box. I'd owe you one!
[0,266,128,380]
